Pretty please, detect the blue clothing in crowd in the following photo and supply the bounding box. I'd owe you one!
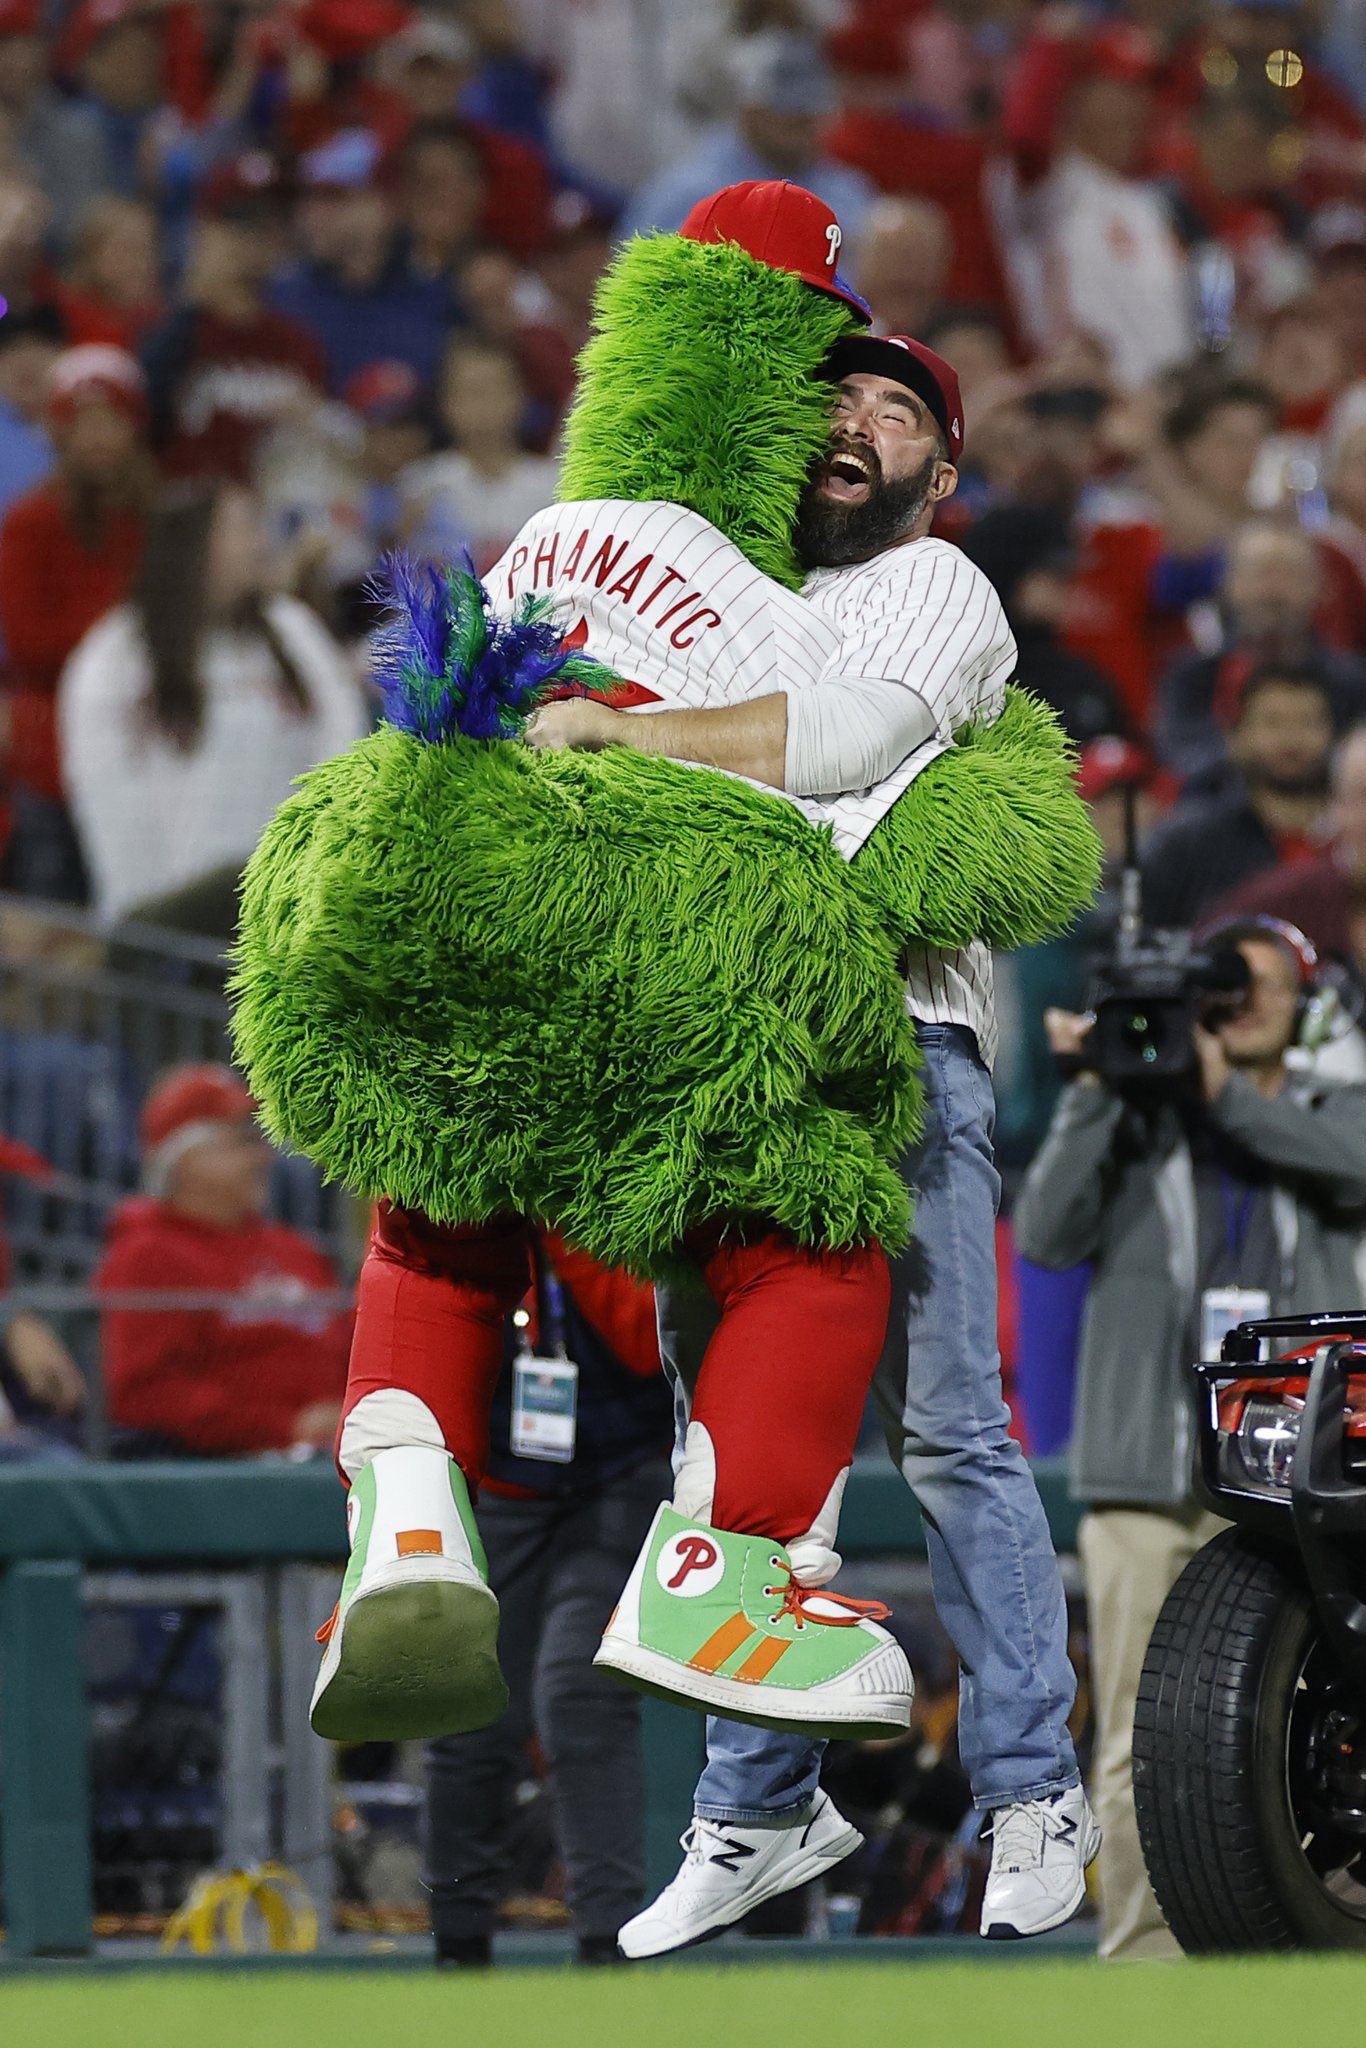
[0,406,54,524]
[268,254,461,396]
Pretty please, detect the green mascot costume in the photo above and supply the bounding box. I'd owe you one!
[232,182,1099,1746]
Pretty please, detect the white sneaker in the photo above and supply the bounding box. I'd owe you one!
[617,1790,862,1959]
[979,1784,1101,1939]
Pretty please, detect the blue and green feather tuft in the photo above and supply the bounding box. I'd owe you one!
[369,553,614,744]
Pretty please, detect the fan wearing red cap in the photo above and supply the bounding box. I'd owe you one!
[96,1064,352,1457]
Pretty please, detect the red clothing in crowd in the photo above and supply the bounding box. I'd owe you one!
[51,282,165,355]
[1207,848,1365,967]
[1062,515,1167,731]
[152,307,328,481]
[0,483,144,802]
[1062,524,1366,734]
[825,110,1013,315]
[98,1198,352,1454]
[1005,23,1363,193]
[1160,36,1363,206]
[285,82,553,261]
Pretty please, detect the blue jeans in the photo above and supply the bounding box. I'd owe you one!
[655,1023,1079,1822]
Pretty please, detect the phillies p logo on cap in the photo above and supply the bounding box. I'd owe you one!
[679,181,872,323]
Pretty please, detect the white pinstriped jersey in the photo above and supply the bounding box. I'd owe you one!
[803,541,1016,1065]
[491,498,841,719]
[490,504,1013,1062]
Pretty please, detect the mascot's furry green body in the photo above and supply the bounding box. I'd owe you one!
[233,237,1097,1279]
[230,182,1099,1751]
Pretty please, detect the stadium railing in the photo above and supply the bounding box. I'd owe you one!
[0,1456,1079,1958]
[0,892,354,1285]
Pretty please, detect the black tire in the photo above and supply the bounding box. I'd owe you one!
[1133,1526,1366,1952]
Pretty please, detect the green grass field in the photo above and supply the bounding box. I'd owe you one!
[6,1957,1364,2048]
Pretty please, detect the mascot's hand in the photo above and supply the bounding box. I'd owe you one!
[524,699,623,752]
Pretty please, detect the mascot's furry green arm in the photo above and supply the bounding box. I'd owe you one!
[232,229,1100,1278]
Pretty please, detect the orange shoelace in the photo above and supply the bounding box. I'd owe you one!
[315,1604,340,1645]
[766,1569,891,1629]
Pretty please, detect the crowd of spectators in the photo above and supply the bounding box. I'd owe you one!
[0,0,1361,938]
[0,0,1363,1391]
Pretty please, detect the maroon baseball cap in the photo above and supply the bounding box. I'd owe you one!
[679,181,872,323]
[197,149,291,222]
[821,332,964,461]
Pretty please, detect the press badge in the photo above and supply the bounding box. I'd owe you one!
[511,1354,579,1462]
[1201,1287,1271,1362]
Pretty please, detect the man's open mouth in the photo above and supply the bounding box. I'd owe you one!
[820,449,875,504]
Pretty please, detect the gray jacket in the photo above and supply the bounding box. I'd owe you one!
[1013,1070,1366,1508]
[18,94,111,249]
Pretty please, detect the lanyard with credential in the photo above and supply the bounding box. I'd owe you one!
[1220,1171,1258,1272]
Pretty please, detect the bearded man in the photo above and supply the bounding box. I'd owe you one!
[532,328,1099,1948]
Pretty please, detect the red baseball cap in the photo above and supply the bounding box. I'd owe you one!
[1076,736,1153,805]
[141,1064,257,1151]
[0,1,41,36]
[821,333,964,461]
[297,0,413,62]
[197,149,291,221]
[1076,24,1159,86]
[58,0,155,73]
[344,357,426,423]
[679,181,872,324]
[48,344,148,428]
[140,1064,258,1195]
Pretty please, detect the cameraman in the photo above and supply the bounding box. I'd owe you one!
[1014,917,1366,1959]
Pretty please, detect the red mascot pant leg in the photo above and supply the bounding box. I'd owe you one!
[685,1231,890,1562]
[339,1202,531,1487]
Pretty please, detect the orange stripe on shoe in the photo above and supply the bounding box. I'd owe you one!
[734,1636,792,1684]
[688,1612,754,1674]
[397,1529,444,1557]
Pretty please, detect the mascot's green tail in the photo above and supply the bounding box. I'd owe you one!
[231,561,927,1277]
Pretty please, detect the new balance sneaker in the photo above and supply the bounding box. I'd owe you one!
[310,1445,507,1742]
[594,1504,913,1740]
[618,1791,862,1959]
[980,1784,1101,1939]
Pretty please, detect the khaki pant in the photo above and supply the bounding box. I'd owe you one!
[1078,1504,1226,1959]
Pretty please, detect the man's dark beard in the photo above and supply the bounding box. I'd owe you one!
[794,444,938,570]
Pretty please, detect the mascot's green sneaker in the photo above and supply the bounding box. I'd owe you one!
[310,1446,507,1742]
[594,1505,913,1741]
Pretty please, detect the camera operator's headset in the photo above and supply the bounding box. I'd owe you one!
[1198,914,1324,1048]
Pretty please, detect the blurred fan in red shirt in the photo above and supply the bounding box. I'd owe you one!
[0,345,153,896]
[98,1066,352,1457]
